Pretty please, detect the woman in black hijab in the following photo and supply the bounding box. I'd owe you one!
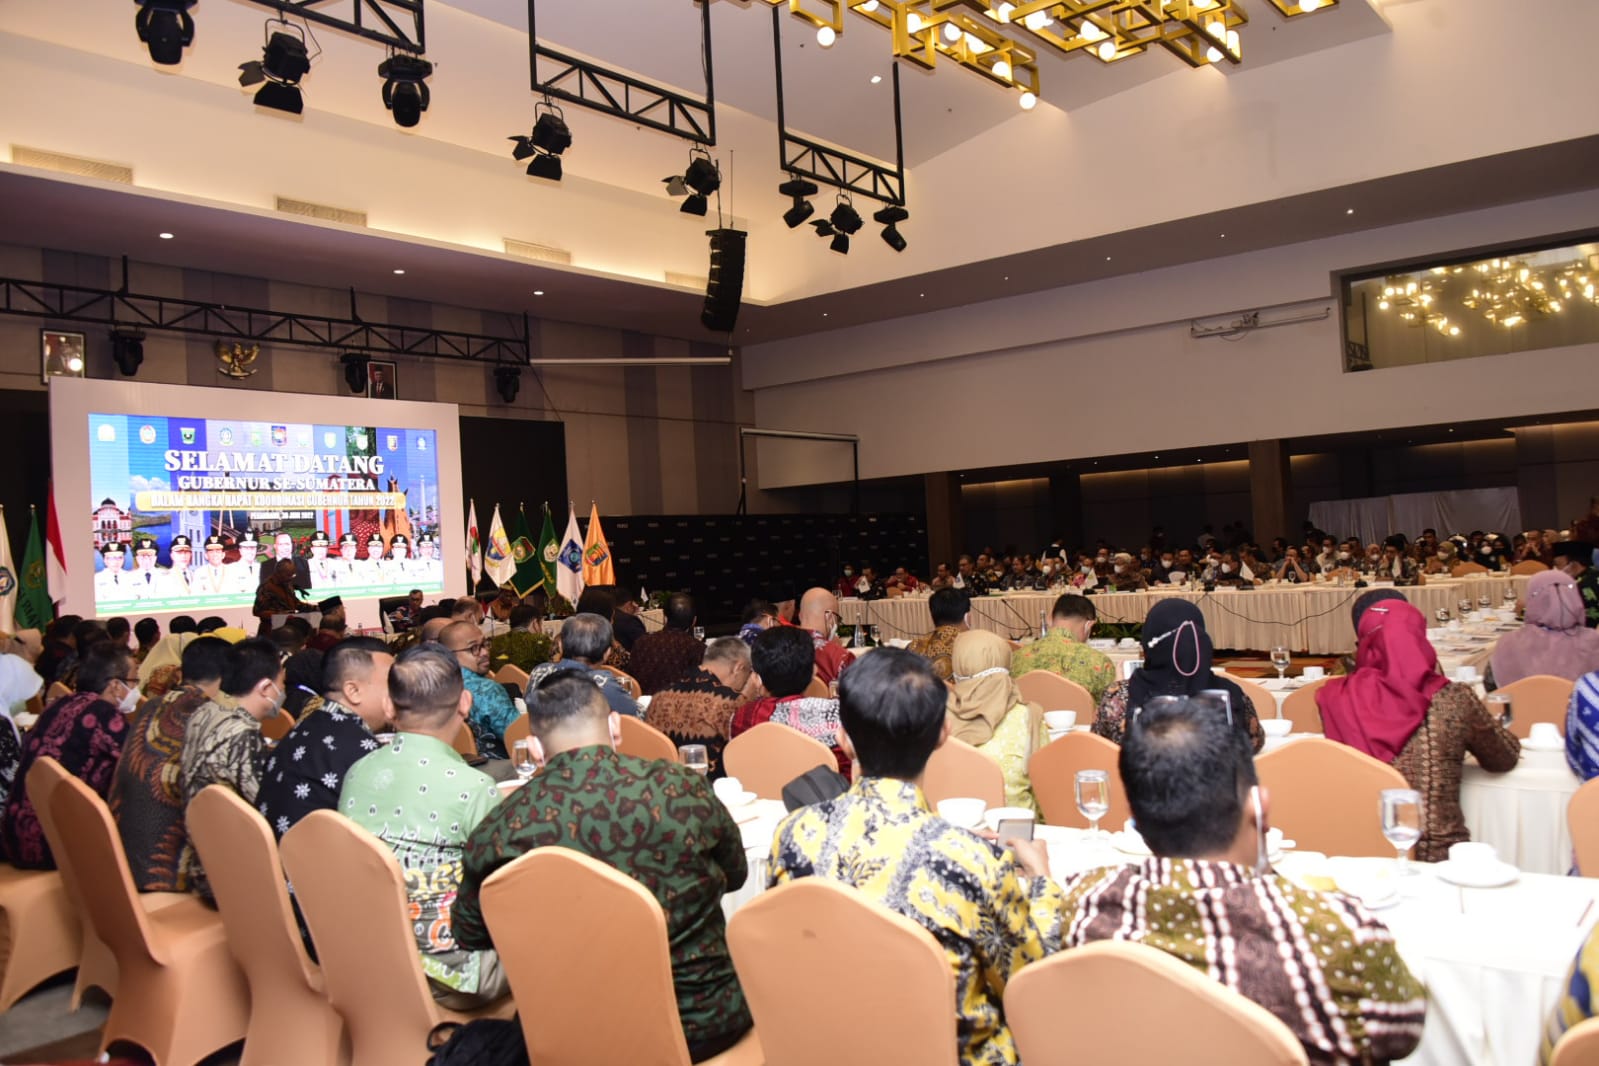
[1091,598,1264,752]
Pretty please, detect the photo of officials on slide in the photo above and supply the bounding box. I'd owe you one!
[88,413,445,613]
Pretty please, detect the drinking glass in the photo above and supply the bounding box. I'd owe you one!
[1478,595,1492,611]
[1270,646,1291,681]
[512,738,536,781]
[1380,788,1422,877]
[1075,770,1110,838]
[692,625,706,641]
[1458,598,1473,620]
[1503,584,1518,608]
[1435,607,1451,624]
[679,744,710,776]
[1486,693,1513,728]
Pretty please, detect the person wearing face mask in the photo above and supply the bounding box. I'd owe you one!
[1069,553,1100,591]
[1314,539,1341,574]
[0,643,134,869]
[836,565,859,599]
[1059,696,1426,1065]
[1152,551,1180,585]
[1378,535,1424,587]
[1425,540,1459,576]
[1108,551,1148,591]
[1552,541,1599,628]
[178,638,284,900]
[1274,546,1312,584]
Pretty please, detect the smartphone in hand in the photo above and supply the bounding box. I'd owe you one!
[995,817,1035,845]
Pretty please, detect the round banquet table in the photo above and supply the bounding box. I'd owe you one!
[1460,746,1580,876]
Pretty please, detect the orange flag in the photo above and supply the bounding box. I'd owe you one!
[581,502,615,586]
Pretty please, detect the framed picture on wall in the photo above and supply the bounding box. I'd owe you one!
[41,330,87,384]
[367,360,398,399]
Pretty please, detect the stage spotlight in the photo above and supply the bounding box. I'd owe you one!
[239,22,312,115]
[111,329,146,377]
[341,352,369,394]
[662,147,721,216]
[494,366,521,404]
[379,52,432,128]
[874,204,909,252]
[509,101,571,182]
[134,0,196,66]
[813,194,862,253]
[778,176,818,229]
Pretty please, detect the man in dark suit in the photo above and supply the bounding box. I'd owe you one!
[369,365,395,399]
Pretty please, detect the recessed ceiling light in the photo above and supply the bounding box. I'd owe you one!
[919,292,925,298]
[822,312,828,317]
[158,232,174,240]
[1218,232,1226,238]
[393,268,406,275]
[870,74,882,84]
[1003,275,1009,281]
[533,289,544,296]
[1346,208,1355,215]
[1105,256,1112,261]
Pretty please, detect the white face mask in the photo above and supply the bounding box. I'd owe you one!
[1161,559,1173,569]
[1220,563,1233,574]
[1096,555,1108,564]
[1081,565,1093,574]
[1113,564,1125,574]
[265,681,286,715]
[117,681,141,715]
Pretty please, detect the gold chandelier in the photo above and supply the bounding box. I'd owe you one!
[765,0,1336,107]
[1372,252,1599,337]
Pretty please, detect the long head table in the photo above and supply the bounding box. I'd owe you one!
[842,574,1529,655]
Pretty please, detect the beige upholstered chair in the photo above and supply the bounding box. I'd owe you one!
[724,723,840,799]
[260,709,295,743]
[0,787,79,1012]
[617,715,681,763]
[492,663,530,693]
[1029,732,1131,829]
[1450,562,1490,577]
[451,720,478,758]
[1568,779,1599,877]
[187,786,348,1066]
[1015,671,1096,715]
[1255,738,1408,857]
[279,811,511,1066]
[728,877,956,1066]
[1006,940,1307,1065]
[1551,1016,1599,1066]
[1496,674,1576,738]
[482,847,761,1066]
[597,664,642,699]
[1282,677,1330,734]
[501,712,531,753]
[1510,560,1549,575]
[921,737,1006,809]
[1218,674,1280,724]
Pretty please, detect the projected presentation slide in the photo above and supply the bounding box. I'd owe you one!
[88,413,446,613]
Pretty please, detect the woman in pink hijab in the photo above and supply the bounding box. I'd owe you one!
[1317,599,1520,861]
[1490,570,1599,688]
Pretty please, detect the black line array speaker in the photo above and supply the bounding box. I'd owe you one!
[701,228,747,333]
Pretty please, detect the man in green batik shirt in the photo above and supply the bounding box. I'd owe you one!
[1009,593,1116,703]
[1554,541,1599,628]
[453,672,752,1062]
[489,603,554,672]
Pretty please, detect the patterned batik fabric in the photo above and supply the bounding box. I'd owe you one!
[1009,629,1118,704]
[339,732,501,995]
[179,694,265,897]
[452,745,751,1045]
[767,777,1067,1066]
[110,684,210,891]
[488,628,553,674]
[1543,926,1599,1064]
[1,693,126,869]
[460,667,519,760]
[645,670,740,781]
[627,629,707,696]
[907,624,964,681]
[1060,858,1427,1065]
[256,696,379,838]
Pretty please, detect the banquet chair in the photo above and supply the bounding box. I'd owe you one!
[186,786,348,1066]
[617,715,680,763]
[921,737,1006,809]
[260,709,294,743]
[46,680,71,703]
[728,877,955,1066]
[1280,678,1330,734]
[1510,560,1549,575]
[1005,940,1307,1065]
[1217,674,1279,724]
[1254,738,1407,857]
[724,723,839,800]
[1568,780,1599,877]
[280,811,512,1066]
[1550,1015,1599,1065]
[1451,562,1490,577]
[42,758,249,1066]
[1015,671,1096,715]
[482,848,761,1066]
[492,663,529,693]
[598,664,642,699]
[451,720,478,758]
[803,676,831,699]
[1029,732,1131,830]
[1495,674,1576,738]
[0,764,80,1013]
[501,712,531,753]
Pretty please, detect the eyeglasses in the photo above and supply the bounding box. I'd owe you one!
[451,641,489,654]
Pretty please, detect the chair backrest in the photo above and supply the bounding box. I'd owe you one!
[1510,560,1549,576]
[1014,671,1096,715]
[46,681,71,703]
[1028,732,1131,829]
[728,878,958,1066]
[802,676,830,700]
[1569,779,1599,877]
[596,664,641,700]
[1255,738,1407,857]
[451,720,478,758]
[724,723,840,800]
[1282,677,1330,734]
[279,811,446,1060]
[921,737,1006,809]
[1497,674,1577,738]
[502,712,531,753]
[186,786,320,990]
[617,715,681,763]
[1218,675,1279,724]
[480,847,693,1066]
[36,758,162,970]
[1551,1015,1599,1066]
[260,709,295,743]
[1005,940,1307,1066]
[492,663,530,692]
[1451,562,1490,576]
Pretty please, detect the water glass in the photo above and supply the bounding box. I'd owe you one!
[1503,585,1518,607]
[1380,788,1422,876]
[679,743,710,776]
[692,625,706,641]
[1075,770,1110,837]
[1478,595,1492,610]
[512,738,537,781]
[1457,598,1473,619]
[1486,693,1513,728]
[1270,645,1290,680]
[1435,607,1450,624]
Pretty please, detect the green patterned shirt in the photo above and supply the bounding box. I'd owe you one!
[489,628,554,673]
[1009,629,1117,703]
[453,746,751,1045]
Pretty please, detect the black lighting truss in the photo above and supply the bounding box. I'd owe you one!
[0,268,528,366]
[527,0,716,145]
[240,0,425,52]
[772,6,905,206]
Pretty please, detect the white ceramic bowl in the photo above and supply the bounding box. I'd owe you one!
[1043,710,1077,731]
[1301,666,1326,681]
[1261,718,1293,738]
[936,797,987,829]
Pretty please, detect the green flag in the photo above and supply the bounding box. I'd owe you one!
[17,507,52,631]
[507,506,542,597]
[537,503,559,597]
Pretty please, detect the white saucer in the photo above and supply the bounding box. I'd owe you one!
[1521,738,1565,753]
[717,790,758,808]
[1433,859,1519,888]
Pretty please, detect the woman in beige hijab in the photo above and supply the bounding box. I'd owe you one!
[946,629,1046,813]
[137,632,197,703]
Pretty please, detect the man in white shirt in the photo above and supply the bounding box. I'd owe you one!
[307,529,340,588]
[94,542,132,601]
[164,535,195,596]
[130,537,167,601]
[191,534,231,596]
[226,531,263,594]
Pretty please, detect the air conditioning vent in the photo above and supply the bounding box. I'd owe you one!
[12,146,133,184]
[503,239,572,265]
[275,196,368,227]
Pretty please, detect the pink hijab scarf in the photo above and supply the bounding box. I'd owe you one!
[1316,600,1448,763]
[1491,570,1599,687]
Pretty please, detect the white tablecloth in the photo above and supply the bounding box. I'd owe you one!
[1461,747,1580,877]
